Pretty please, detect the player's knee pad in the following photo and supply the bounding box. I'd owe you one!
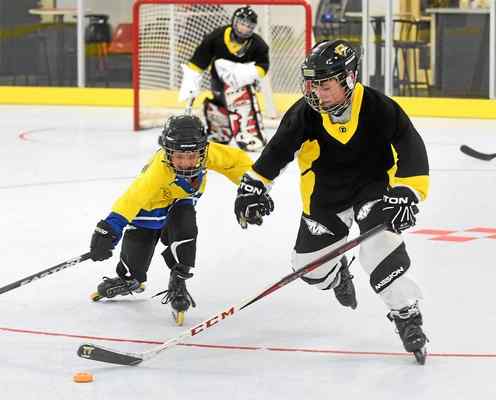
[162,237,197,269]
[291,213,349,290]
[161,203,198,268]
[117,227,159,282]
[369,242,410,294]
[203,98,232,144]
[359,227,404,275]
[225,85,266,152]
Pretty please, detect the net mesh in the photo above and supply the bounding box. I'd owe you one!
[135,2,310,129]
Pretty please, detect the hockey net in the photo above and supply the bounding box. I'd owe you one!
[133,0,312,130]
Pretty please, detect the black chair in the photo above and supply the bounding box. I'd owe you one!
[85,14,112,87]
[387,18,431,96]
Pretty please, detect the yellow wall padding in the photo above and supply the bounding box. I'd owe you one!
[0,86,495,119]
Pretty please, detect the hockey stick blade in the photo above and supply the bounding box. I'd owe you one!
[0,253,91,295]
[77,224,386,366]
[78,343,143,366]
[460,145,496,161]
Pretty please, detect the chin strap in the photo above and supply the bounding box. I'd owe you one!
[330,104,352,124]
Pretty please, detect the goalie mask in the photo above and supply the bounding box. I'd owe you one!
[159,115,208,178]
[301,40,360,116]
[231,6,257,42]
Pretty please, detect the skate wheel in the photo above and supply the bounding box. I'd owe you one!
[90,292,103,302]
[172,310,185,326]
[414,348,427,365]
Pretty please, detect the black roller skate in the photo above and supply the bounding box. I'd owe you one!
[333,256,357,310]
[154,263,196,326]
[388,302,429,365]
[91,276,145,302]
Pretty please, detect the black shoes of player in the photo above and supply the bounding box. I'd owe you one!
[387,302,428,353]
[91,276,145,301]
[333,256,358,310]
[155,264,196,313]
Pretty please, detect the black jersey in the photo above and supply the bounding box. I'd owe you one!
[189,26,269,82]
[252,83,430,214]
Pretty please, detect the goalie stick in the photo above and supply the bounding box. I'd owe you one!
[184,97,194,116]
[0,253,91,295]
[77,223,387,366]
[460,145,496,161]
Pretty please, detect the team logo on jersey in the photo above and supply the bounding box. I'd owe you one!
[302,216,333,236]
[161,188,172,200]
[356,199,381,221]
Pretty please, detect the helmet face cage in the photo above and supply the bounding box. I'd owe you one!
[159,116,209,178]
[300,40,359,115]
[301,71,356,115]
[232,7,257,40]
[164,144,208,178]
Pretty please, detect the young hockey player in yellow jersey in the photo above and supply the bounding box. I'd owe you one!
[234,40,430,364]
[88,115,264,325]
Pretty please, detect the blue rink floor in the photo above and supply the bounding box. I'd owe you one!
[1,105,496,399]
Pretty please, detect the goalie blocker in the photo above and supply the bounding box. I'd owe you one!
[204,84,266,152]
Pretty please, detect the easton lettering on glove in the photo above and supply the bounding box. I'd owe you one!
[382,187,419,233]
[235,174,274,229]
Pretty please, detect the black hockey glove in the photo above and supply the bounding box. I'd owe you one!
[382,186,419,233]
[90,220,118,261]
[235,173,274,229]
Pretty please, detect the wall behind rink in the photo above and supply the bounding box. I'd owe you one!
[55,0,394,26]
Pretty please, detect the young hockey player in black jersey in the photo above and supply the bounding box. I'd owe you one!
[234,40,430,364]
[178,6,269,152]
[88,115,254,326]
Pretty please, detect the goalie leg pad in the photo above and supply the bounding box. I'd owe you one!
[291,212,350,290]
[225,85,266,152]
[203,98,232,145]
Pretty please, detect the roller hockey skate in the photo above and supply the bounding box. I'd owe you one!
[387,302,429,365]
[91,276,145,302]
[333,256,357,310]
[154,264,196,326]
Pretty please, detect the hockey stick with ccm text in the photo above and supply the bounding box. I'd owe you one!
[0,253,91,295]
[77,223,387,366]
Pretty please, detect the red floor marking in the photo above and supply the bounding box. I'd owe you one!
[430,236,477,242]
[410,229,457,235]
[0,326,162,345]
[464,227,496,234]
[2,326,496,359]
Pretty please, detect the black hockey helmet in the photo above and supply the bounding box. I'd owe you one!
[300,39,360,115]
[231,6,258,41]
[159,115,208,178]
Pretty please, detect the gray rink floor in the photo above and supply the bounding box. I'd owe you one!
[1,105,496,399]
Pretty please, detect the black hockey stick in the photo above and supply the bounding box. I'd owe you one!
[0,253,91,295]
[77,223,387,366]
[460,145,496,161]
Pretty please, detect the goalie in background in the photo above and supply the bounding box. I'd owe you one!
[178,6,269,152]
[87,115,256,326]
